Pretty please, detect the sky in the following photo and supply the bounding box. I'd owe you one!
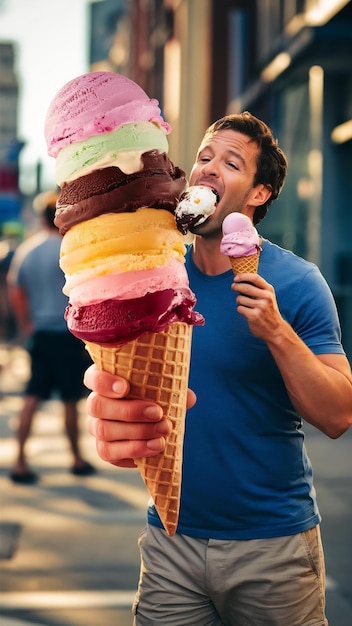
[0,0,90,192]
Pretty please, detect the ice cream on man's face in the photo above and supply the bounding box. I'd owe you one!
[220,212,261,274]
[175,185,219,234]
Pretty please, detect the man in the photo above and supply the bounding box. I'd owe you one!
[84,112,352,625]
[7,191,95,483]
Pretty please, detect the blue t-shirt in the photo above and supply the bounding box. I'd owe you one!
[9,232,68,333]
[148,239,345,539]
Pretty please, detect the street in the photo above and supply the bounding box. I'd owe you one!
[0,344,147,626]
[1,343,352,626]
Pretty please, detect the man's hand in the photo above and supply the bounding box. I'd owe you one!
[84,364,196,468]
[232,273,284,341]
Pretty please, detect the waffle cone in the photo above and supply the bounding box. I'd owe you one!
[229,252,260,275]
[85,322,192,536]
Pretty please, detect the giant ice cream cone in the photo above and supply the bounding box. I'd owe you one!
[86,322,192,536]
[44,72,204,536]
[221,213,261,275]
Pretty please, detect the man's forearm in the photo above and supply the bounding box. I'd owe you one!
[266,321,352,438]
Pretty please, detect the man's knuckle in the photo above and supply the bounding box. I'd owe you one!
[96,440,110,461]
[95,419,106,439]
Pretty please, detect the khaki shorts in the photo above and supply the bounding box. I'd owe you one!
[132,524,327,626]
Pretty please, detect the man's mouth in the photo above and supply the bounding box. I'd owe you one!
[196,183,220,204]
[211,188,220,204]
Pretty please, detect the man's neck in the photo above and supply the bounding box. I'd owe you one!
[191,235,232,276]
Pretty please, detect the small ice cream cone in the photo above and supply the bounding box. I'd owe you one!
[221,213,261,276]
[229,252,260,275]
[85,321,192,536]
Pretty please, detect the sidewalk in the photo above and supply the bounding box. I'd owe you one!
[0,343,148,626]
[1,617,43,626]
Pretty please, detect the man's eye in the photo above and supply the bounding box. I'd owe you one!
[199,157,210,163]
[228,162,238,170]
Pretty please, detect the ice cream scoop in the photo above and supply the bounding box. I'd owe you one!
[55,151,185,235]
[60,208,202,342]
[55,121,169,184]
[221,212,261,274]
[175,185,218,234]
[45,71,171,157]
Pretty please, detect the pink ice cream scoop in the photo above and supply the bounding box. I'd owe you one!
[45,71,171,157]
[220,212,260,257]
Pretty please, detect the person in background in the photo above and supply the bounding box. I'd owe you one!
[7,190,95,484]
[84,112,352,626]
[0,222,23,342]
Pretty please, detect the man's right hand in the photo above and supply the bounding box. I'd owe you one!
[84,364,196,468]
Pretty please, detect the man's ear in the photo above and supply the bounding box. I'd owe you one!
[251,184,272,207]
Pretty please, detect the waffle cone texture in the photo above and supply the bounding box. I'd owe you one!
[229,252,260,275]
[85,322,192,536]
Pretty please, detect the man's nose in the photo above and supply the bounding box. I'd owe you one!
[201,159,219,176]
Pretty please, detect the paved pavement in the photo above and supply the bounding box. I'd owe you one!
[0,343,147,626]
[1,342,352,626]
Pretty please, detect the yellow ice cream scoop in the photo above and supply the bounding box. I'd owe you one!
[60,209,185,275]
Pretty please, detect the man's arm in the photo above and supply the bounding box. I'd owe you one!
[263,328,351,438]
[7,284,33,338]
[233,273,352,439]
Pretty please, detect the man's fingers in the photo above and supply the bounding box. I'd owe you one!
[84,364,130,398]
[87,417,168,465]
[95,437,166,465]
[234,272,262,285]
[86,392,163,422]
[87,414,171,442]
[187,389,197,409]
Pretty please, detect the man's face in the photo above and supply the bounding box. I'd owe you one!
[188,129,262,237]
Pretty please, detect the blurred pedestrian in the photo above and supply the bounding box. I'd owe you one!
[7,190,95,484]
[0,221,23,341]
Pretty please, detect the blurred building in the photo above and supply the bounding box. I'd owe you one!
[1,0,349,354]
[0,42,24,339]
[0,41,24,231]
[216,0,352,359]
